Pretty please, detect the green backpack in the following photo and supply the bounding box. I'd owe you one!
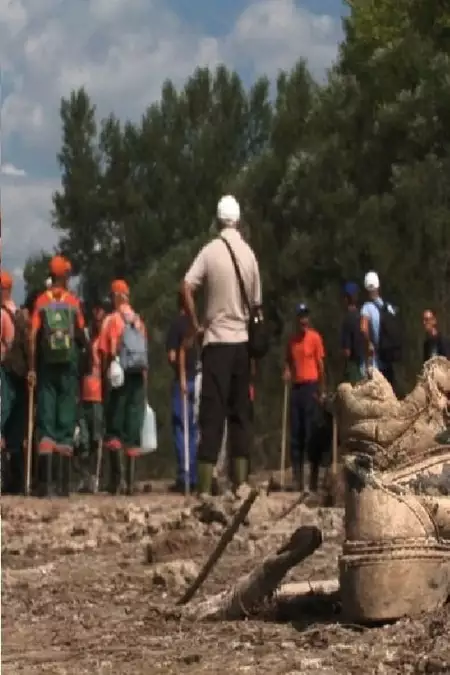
[41,296,76,364]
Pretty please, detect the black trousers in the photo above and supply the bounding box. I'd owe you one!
[198,343,251,464]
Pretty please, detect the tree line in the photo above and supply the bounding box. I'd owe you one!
[25,0,450,471]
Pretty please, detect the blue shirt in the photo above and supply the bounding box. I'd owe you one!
[360,298,395,372]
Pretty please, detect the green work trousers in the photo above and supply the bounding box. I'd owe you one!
[1,367,27,454]
[36,364,78,455]
[104,373,145,455]
[78,401,103,453]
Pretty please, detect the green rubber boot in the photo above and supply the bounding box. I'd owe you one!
[232,457,249,490]
[197,462,214,497]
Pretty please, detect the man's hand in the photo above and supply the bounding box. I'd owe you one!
[315,390,326,404]
[27,370,36,388]
[282,368,291,383]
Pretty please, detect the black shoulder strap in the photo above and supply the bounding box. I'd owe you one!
[220,236,251,313]
[1,305,16,323]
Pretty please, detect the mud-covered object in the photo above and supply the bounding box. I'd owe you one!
[335,356,450,473]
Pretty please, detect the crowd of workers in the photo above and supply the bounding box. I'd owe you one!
[1,193,449,497]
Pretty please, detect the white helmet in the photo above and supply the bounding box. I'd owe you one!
[364,271,380,291]
[217,195,240,226]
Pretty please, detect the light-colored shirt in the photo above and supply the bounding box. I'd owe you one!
[184,227,262,346]
[360,298,395,371]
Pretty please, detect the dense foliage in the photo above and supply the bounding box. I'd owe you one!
[25,1,450,473]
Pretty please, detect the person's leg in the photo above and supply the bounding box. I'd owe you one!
[55,366,79,495]
[4,374,27,494]
[227,344,251,489]
[104,384,126,493]
[123,373,145,494]
[303,383,320,492]
[36,367,57,495]
[1,368,16,493]
[187,377,197,489]
[289,386,302,489]
[171,380,185,489]
[198,345,233,495]
[1,367,14,437]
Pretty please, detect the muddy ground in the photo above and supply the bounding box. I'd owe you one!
[2,484,449,675]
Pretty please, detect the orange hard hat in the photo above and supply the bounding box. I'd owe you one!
[111,279,129,296]
[0,270,13,289]
[49,255,70,277]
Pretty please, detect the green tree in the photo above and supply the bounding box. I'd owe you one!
[23,251,52,298]
[52,88,103,303]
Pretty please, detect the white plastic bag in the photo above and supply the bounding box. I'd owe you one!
[108,357,124,389]
[140,402,157,453]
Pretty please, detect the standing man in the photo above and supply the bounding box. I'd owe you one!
[360,271,401,390]
[181,194,262,497]
[340,282,363,384]
[422,309,450,363]
[98,280,148,495]
[1,271,28,494]
[77,300,108,491]
[28,256,87,496]
[166,293,199,492]
[283,303,325,493]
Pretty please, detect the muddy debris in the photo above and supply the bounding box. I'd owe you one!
[2,489,449,674]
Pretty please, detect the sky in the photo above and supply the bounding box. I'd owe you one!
[0,0,346,302]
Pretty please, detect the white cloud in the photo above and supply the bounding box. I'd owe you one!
[0,0,341,302]
[1,175,59,300]
[1,162,27,176]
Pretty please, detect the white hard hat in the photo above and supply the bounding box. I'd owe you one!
[364,271,380,291]
[217,195,240,226]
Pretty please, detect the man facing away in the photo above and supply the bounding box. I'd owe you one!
[181,194,262,497]
[166,292,200,492]
[360,271,400,390]
[98,280,148,495]
[1,271,28,494]
[340,281,363,384]
[283,303,326,493]
[28,256,87,496]
[422,309,450,363]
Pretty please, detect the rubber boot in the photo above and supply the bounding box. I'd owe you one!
[38,454,53,497]
[292,462,305,493]
[8,451,24,495]
[108,451,124,495]
[197,462,214,497]
[309,462,319,493]
[125,456,136,496]
[232,457,248,491]
[60,455,71,497]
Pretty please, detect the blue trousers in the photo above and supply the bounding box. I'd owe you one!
[171,378,197,486]
[290,382,318,468]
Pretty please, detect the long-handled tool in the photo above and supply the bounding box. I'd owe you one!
[93,439,103,493]
[25,382,35,496]
[183,388,190,496]
[279,382,289,489]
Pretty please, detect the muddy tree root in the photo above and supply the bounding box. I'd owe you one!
[184,525,322,621]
